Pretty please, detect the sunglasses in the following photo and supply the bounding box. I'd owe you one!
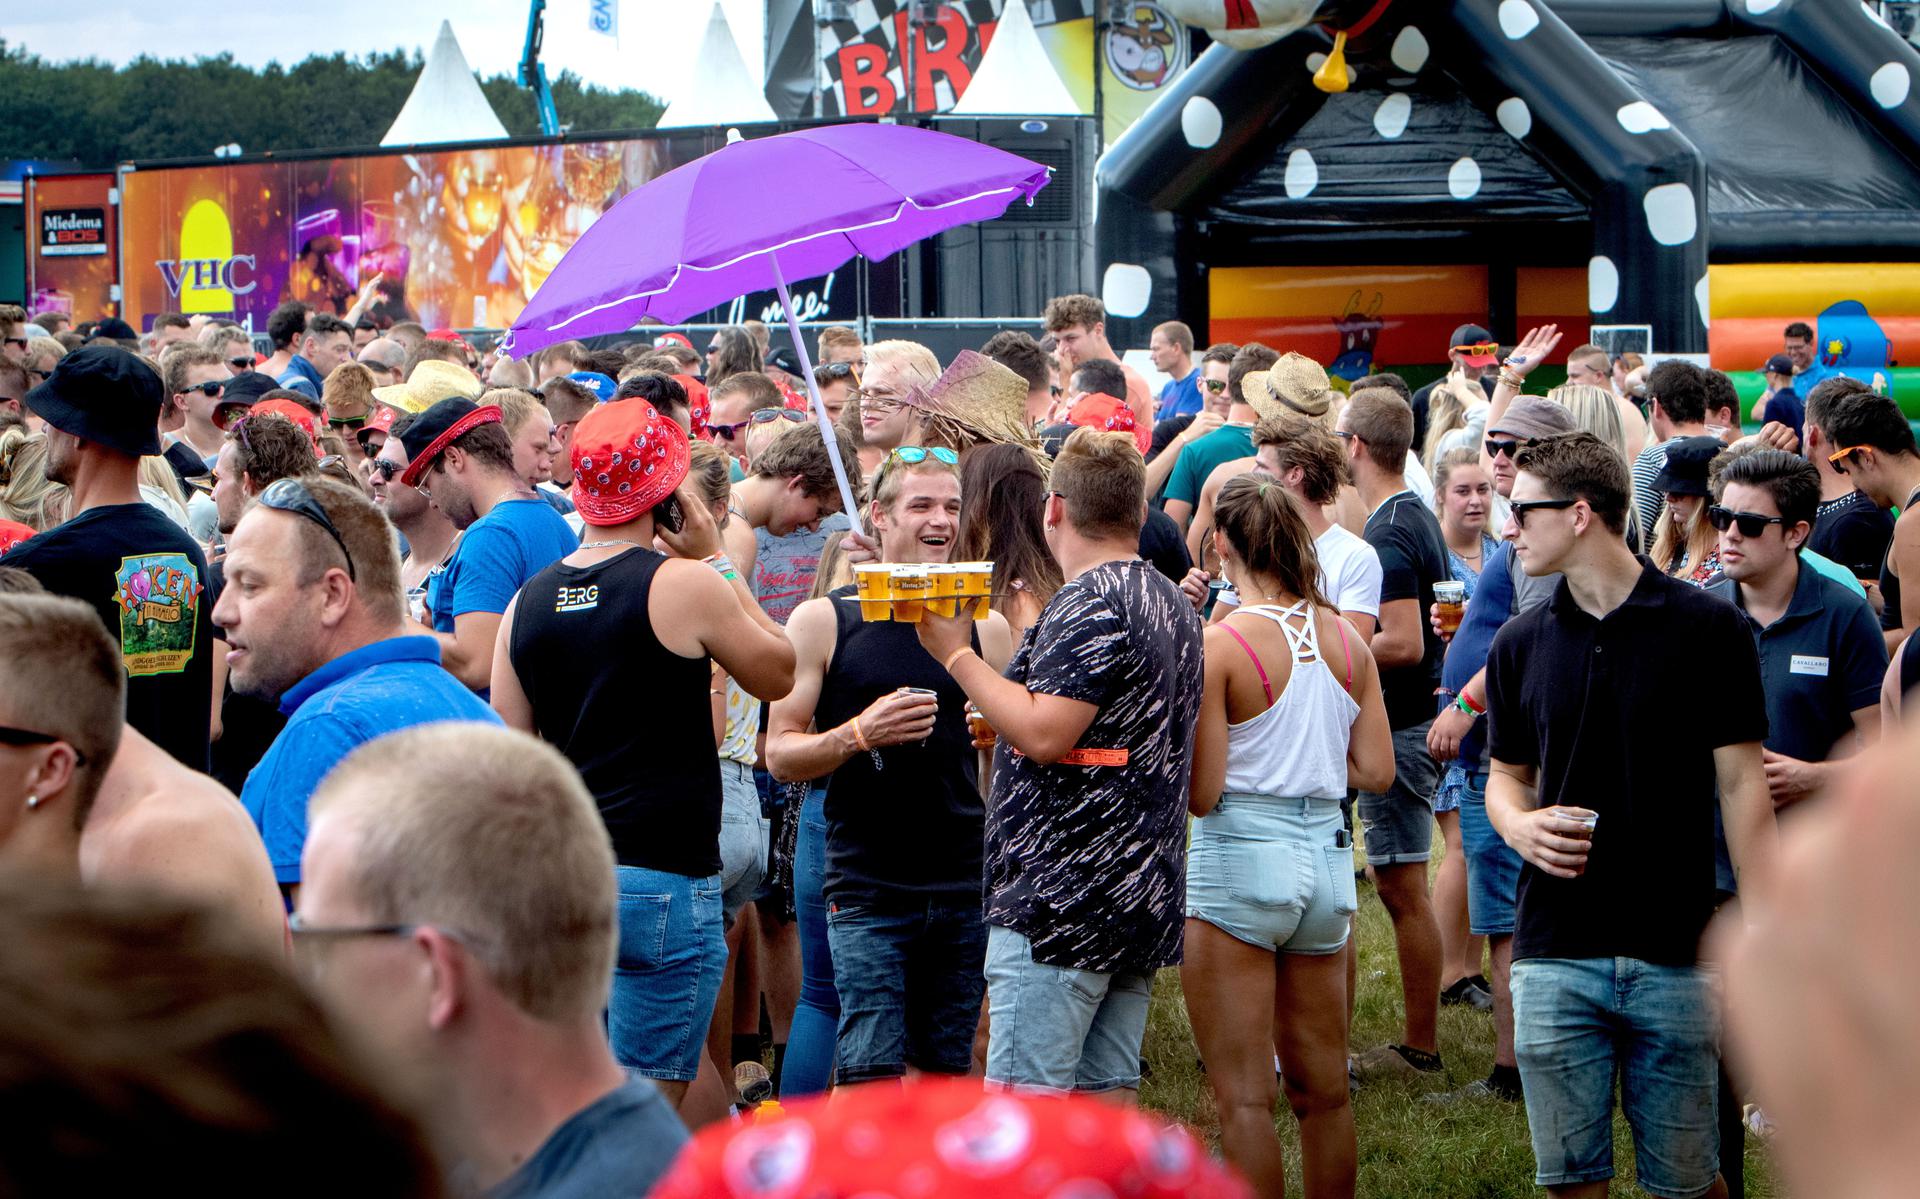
[180,380,225,399]
[0,723,85,765]
[3,338,26,351]
[228,356,256,371]
[328,416,367,431]
[889,446,958,466]
[1706,505,1787,537]
[1203,378,1228,394]
[1509,497,1578,526]
[370,459,402,481]
[710,408,807,440]
[816,362,857,380]
[851,387,902,414]
[1452,342,1500,357]
[287,913,427,941]
[1827,444,1871,474]
[1485,438,1526,460]
[259,477,356,581]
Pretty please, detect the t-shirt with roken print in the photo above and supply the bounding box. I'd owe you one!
[985,558,1204,975]
[0,503,213,770]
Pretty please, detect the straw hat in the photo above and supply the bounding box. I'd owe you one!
[1243,353,1332,420]
[372,359,483,415]
[904,349,1035,449]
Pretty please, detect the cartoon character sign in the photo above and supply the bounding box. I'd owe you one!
[114,553,204,677]
[1328,288,1384,382]
[1156,0,1333,50]
[1105,4,1186,90]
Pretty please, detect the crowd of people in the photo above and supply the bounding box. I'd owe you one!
[0,292,1916,1199]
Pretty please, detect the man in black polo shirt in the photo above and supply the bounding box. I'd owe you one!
[1705,449,1885,813]
[1486,432,1776,1199]
[768,448,1014,1087]
[1,348,214,770]
[1340,386,1449,1082]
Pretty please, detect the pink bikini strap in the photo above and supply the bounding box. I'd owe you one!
[1218,622,1274,705]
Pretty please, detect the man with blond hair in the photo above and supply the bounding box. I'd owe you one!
[855,339,941,453]
[213,475,498,894]
[1149,320,1200,421]
[297,723,688,1196]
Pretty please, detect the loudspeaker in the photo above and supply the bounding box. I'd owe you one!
[905,115,1097,319]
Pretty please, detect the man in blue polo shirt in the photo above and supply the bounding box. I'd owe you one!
[1149,320,1202,421]
[212,474,498,894]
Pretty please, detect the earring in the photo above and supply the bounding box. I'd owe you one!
[24,794,39,810]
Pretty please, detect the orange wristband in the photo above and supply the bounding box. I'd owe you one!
[847,715,869,751]
[943,647,974,672]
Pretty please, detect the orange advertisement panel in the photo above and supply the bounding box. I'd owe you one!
[27,173,118,321]
[119,136,707,334]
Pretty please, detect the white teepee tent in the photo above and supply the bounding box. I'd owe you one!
[657,2,778,128]
[951,0,1080,115]
[382,21,511,147]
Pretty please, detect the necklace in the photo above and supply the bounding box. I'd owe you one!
[578,539,646,551]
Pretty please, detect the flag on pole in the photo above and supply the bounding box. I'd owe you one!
[589,0,618,38]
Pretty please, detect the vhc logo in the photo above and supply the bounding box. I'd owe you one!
[156,199,257,312]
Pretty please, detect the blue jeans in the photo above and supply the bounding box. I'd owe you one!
[609,865,727,1082]
[1511,956,1721,1197]
[983,924,1152,1093]
[781,787,838,1098]
[826,894,987,1084]
[1459,768,1523,937]
[718,759,769,924]
[1186,794,1354,955]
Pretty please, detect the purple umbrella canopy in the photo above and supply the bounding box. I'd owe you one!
[500,123,1052,359]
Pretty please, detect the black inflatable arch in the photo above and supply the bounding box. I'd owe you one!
[1097,0,1920,355]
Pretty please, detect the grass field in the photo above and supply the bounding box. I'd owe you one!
[1135,865,1779,1198]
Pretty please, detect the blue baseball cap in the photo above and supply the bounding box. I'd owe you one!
[567,371,617,403]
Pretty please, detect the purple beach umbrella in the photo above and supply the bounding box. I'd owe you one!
[501,123,1052,517]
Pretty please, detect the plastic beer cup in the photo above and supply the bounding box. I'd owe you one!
[890,565,930,622]
[854,563,893,622]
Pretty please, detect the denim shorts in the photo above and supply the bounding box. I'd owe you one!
[1459,768,1523,937]
[983,924,1152,1093]
[609,865,728,1082]
[1186,794,1355,955]
[1357,721,1438,865]
[1511,956,1721,1198]
[718,759,769,923]
[825,895,987,1084]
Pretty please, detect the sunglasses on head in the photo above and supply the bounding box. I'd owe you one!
[0,723,85,765]
[1706,505,1786,537]
[180,380,225,399]
[1509,497,1578,526]
[259,477,355,581]
[817,362,857,379]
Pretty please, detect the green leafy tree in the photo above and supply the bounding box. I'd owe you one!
[0,39,662,165]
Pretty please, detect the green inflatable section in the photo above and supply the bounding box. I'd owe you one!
[1727,370,1920,418]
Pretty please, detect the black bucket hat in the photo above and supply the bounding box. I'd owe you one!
[24,346,164,458]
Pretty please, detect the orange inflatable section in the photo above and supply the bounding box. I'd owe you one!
[1209,265,1585,366]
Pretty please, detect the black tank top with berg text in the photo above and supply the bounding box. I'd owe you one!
[510,547,721,876]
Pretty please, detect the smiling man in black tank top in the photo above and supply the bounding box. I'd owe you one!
[490,396,795,1115]
[768,447,1013,1087]
[1819,388,1920,654]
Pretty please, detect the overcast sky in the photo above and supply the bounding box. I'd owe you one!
[6,0,766,108]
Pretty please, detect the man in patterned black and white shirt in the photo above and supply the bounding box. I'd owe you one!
[917,427,1204,1095]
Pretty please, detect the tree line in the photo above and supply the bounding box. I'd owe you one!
[0,40,664,166]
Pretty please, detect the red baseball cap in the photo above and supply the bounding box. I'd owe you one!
[675,374,710,440]
[0,520,37,555]
[654,332,695,351]
[571,397,690,527]
[651,1078,1250,1199]
[1067,393,1137,436]
[249,398,321,448]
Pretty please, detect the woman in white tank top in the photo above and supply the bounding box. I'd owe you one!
[1183,472,1394,1199]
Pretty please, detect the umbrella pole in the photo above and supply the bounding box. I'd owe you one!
[769,254,863,523]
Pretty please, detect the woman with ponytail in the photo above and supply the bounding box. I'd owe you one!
[1183,472,1393,1199]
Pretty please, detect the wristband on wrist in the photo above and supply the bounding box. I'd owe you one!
[1454,691,1486,718]
[943,646,974,672]
[847,715,869,751]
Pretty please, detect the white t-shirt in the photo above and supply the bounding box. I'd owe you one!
[1403,452,1437,511]
[1217,523,1383,619]
[1315,522,1383,617]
